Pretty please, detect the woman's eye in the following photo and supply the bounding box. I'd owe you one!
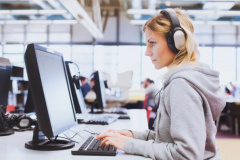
[149,42,155,46]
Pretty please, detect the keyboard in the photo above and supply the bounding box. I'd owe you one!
[72,135,117,156]
[106,108,127,114]
[86,116,119,125]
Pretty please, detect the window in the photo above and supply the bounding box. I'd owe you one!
[3,54,24,64]
[213,47,236,85]
[48,45,71,61]
[199,47,213,68]
[3,44,24,65]
[72,45,94,77]
[141,46,167,88]
[26,33,47,43]
[118,46,141,88]
[94,45,117,74]
[3,44,24,54]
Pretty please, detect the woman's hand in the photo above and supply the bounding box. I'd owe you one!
[95,131,129,151]
[105,129,134,138]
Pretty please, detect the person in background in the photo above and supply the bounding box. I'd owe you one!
[230,82,236,97]
[143,78,159,111]
[80,76,91,97]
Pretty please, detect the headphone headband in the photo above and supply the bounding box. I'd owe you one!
[160,8,185,54]
[160,8,181,32]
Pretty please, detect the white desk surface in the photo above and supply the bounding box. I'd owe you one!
[0,109,150,160]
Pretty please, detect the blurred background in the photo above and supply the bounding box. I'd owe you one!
[1,0,240,159]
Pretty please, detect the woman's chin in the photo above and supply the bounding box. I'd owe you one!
[154,64,164,70]
[154,64,161,69]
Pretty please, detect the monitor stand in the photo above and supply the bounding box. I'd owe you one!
[89,100,104,114]
[25,124,75,151]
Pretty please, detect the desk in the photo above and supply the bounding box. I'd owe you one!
[85,89,145,104]
[0,109,150,160]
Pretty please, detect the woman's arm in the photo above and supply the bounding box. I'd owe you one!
[124,79,206,160]
[131,130,155,141]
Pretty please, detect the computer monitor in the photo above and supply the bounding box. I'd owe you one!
[24,88,35,113]
[90,71,106,113]
[0,58,14,136]
[24,44,77,150]
[0,57,12,113]
[65,61,87,114]
[11,66,23,78]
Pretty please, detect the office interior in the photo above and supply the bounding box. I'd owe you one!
[0,0,240,160]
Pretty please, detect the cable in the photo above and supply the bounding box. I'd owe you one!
[58,136,79,144]
[71,62,80,76]
[154,88,163,110]
[84,127,96,134]
[64,131,84,139]
[146,88,163,141]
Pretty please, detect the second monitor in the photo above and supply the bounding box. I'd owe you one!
[90,71,106,114]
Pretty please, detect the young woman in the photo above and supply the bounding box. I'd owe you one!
[96,8,226,160]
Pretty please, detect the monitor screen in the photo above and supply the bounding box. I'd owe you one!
[36,49,76,134]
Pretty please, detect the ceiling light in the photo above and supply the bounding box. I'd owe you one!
[0,10,10,14]
[29,20,52,24]
[52,20,77,24]
[165,1,171,6]
[11,10,38,15]
[217,11,240,16]
[231,21,240,25]
[127,9,157,15]
[5,20,28,24]
[192,21,206,25]
[130,20,147,25]
[39,10,67,15]
[203,2,235,10]
[206,21,231,25]
[187,10,215,15]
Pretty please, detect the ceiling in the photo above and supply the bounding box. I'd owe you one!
[124,0,240,25]
[2,0,240,24]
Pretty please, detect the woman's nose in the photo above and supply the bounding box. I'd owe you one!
[145,48,152,56]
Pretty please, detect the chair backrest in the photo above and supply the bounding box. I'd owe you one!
[142,95,148,109]
[230,103,240,117]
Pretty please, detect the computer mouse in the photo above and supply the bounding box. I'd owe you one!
[118,115,130,119]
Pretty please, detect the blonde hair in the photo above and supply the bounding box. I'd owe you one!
[143,8,199,78]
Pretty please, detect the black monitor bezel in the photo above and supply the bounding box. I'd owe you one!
[93,71,106,109]
[24,44,77,138]
[0,58,12,113]
[65,61,87,114]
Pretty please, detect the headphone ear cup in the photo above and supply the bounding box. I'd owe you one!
[167,33,179,54]
[173,30,185,50]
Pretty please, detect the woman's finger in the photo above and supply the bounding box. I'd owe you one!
[96,132,115,140]
[100,137,109,146]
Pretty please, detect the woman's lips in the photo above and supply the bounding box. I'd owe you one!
[152,59,156,63]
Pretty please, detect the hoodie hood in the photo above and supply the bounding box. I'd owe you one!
[163,62,226,120]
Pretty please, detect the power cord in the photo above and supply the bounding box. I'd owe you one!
[60,127,98,144]
[59,134,79,144]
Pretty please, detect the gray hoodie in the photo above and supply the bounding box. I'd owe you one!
[124,62,226,160]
